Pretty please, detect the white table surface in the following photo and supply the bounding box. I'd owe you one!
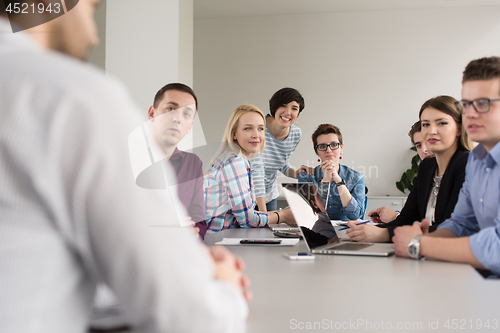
[205,228,500,333]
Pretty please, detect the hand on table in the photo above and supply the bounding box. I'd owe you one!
[345,220,389,243]
[368,207,399,223]
[278,207,297,226]
[210,246,252,302]
[391,219,429,257]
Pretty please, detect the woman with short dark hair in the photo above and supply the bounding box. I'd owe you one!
[298,124,366,221]
[250,87,309,212]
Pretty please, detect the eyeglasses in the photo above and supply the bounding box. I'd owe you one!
[454,98,500,114]
[315,142,341,151]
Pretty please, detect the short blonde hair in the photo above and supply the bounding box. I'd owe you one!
[213,104,266,162]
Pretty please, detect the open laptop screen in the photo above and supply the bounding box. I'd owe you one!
[282,187,339,250]
[301,226,331,249]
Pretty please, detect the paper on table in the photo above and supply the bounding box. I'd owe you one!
[215,238,299,246]
[330,220,348,226]
[330,219,379,226]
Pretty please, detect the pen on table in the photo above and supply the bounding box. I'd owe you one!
[338,220,369,231]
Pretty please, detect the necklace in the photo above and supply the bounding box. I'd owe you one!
[430,174,443,209]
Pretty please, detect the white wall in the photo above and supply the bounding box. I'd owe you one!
[179,0,193,86]
[106,0,193,113]
[87,0,106,70]
[194,6,500,195]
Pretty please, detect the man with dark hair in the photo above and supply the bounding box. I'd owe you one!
[0,1,250,332]
[393,56,500,277]
[93,83,208,330]
[152,82,198,109]
[408,120,432,161]
[144,83,207,239]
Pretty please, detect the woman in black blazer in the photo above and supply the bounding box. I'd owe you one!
[347,95,473,243]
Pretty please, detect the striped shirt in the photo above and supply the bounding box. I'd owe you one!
[205,149,269,233]
[250,115,302,202]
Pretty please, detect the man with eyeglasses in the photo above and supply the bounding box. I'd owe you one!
[392,56,500,277]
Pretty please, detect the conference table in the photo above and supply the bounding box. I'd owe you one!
[205,228,499,333]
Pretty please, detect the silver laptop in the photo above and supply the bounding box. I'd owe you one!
[283,188,395,257]
[267,182,315,232]
[267,223,300,231]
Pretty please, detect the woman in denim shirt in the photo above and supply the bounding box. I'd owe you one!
[298,124,365,220]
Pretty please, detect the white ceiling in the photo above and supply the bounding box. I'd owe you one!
[194,0,500,20]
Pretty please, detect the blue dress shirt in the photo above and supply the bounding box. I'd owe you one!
[438,141,500,275]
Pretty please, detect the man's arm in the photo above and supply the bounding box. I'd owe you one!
[392,221,485,269]
[420,235,484,268]
[427,228,457,238]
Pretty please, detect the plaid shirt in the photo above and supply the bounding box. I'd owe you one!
[205,150,269,233]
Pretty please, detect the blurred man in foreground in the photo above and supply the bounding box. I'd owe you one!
[0,1,250,332]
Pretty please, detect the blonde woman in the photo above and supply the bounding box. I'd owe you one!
[205,105,293,233]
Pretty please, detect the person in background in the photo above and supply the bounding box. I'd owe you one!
[347,96,472,243]
[146,83,207,239]
[307,184,337,240]
[369,120,433,223]
[298,124,366,221]
[205,104,294,233]
[91,83,208,330]
[0,1,250,332]
[392,56,500,277]
[251,87,311,212]
[411,120,433,161]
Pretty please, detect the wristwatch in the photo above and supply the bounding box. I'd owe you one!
[408,234,423,259]
[335,179,345,186]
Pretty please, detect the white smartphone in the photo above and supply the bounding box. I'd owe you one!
[283,252,315,260]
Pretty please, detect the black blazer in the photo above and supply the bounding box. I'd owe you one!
[379,148,469,240]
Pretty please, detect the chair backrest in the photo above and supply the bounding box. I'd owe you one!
[363,186,368,218]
